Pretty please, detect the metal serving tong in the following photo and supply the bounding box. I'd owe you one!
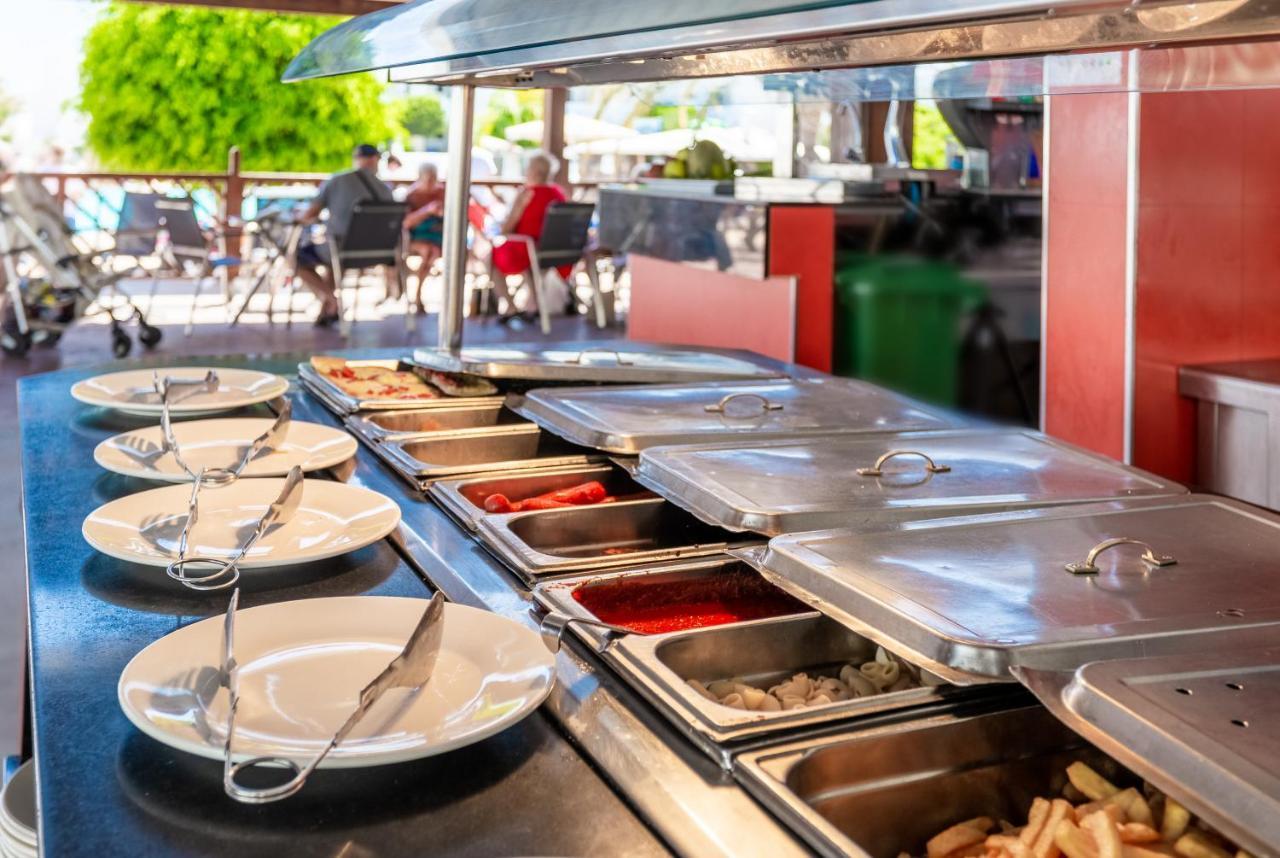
[218,589,447,804]
[537,610,634,653]
[157,379,293,491]
[151,370,219,403]
[166,465,304,591]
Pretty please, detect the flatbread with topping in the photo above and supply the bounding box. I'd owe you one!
[310,357,442,400]
[426,370,497,397]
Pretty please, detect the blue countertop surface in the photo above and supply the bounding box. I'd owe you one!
[18,352,667,857]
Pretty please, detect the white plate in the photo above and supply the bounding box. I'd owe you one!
[0,761,35,849]
[119,597,556,767]
[94,418,358,482]
[71,367,289,416]
[83,478,400,569]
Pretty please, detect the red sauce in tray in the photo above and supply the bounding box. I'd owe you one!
[570,570,805,634]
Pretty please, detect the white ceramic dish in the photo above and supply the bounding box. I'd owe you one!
[0,760,36,850]
[118,597,556,767]
[71,367,289,416]
[94,418,358,482]
[82,478,400,569]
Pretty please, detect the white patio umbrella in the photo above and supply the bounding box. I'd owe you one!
[503,115,638,145]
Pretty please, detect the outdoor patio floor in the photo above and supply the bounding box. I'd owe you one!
[0,280,616,758]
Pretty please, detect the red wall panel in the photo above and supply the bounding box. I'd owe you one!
[768,206,836,373]
[626,255,797,363]
[1130,91,1280,483]
[1042,93,1130,461]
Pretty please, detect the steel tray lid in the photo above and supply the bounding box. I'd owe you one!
[410,343,784,383]
[753,494,1280,686]
[511,378,957,454]
[1017,641,1280,857]
[634,429,1185,535]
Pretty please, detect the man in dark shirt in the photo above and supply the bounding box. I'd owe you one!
[296,143,393,326]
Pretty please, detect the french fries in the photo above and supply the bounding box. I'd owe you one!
[913,763,1245,858]
[1068,762,1120,801]
[1162,799,1191,841]
[1174,832,1232,858]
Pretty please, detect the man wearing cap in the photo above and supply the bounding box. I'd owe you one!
[295,143,394,327]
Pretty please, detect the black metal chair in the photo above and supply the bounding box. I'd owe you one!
[152,198,240,335]
[326,200,409,336]
[494,202,604,334]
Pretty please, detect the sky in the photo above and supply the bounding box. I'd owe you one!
[0,0,98,166]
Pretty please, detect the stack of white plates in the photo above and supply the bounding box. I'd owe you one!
[0,761,36,858]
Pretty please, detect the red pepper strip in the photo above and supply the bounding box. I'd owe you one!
[482,493,513,514]
[537,480,607,505]
[514,497,573,512]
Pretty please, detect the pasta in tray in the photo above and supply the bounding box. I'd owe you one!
[915,762,1250,858]
[684,646,944,712]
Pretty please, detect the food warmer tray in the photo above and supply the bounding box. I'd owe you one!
[633,428,1186,536]
[298,359,503,415]
[740,493,1280,855]
[430,463,644,531]
[410,342,786,383]
[511,377,959,455]
[366,424,603,490]
[478,496,759,582]
[345,402,529,442]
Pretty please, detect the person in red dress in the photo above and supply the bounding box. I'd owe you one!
[489,152,567,324]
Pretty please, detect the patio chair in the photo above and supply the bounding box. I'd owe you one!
[490,202,605,335]
[153,198,241,335]
[327,200,410,337]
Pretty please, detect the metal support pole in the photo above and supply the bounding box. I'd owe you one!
[439,85,475,354]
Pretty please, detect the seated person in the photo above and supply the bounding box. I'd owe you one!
[295,143,394,327]
[403,162,445,314]
[489,152,570,324]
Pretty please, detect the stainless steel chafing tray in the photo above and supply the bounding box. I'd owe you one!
[298,359,502,415]
[750,494,1280,686]
[1017,643,1280,857]
[735,705,1118,858]
[345,402,528,442]
[510,377,959,455]
[742,493,1280,855]
[605,613,999,767]
[410,342,786,383]
[478,496,758,581]
[371,425,601,488]
[634,428,1186,536]
[429,463,649,531]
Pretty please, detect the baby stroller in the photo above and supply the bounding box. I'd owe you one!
[0,174,161,357]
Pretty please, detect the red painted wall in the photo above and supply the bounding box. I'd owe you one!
[1044,85,1280,482]
[769,206,836,372]
[1043,93,1130,461]
[1132,90,1280,483]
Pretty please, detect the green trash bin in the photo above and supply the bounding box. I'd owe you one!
[834,256,988,407]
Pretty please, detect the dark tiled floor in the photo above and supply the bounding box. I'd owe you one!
[0,310,613,756]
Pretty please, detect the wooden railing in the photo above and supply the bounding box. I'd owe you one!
[29,146,601,258]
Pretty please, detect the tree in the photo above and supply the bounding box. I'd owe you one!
[79,4,395,172]
[479,90,542,146]
[396,94,446,141]
[0,86,14,142]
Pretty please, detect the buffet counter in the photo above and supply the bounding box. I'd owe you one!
[17,353,679,858]
[19,349,821,858]
[20,345,1275,858]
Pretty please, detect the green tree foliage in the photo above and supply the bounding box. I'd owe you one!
[79,4,394,172]
[396,94,446,140]
[912,100,961,170]
[479,90,542,145]
[0,86,14,142]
